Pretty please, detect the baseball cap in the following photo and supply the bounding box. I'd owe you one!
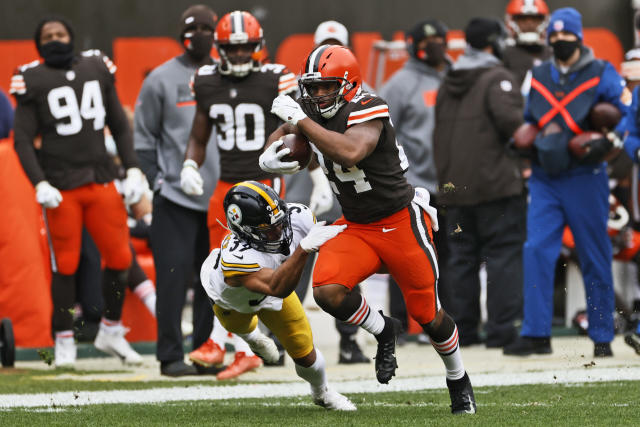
[314,20,349,46]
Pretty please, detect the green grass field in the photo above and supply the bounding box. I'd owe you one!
[1,368,638,426]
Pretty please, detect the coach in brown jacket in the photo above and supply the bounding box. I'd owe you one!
[433,17,526,349]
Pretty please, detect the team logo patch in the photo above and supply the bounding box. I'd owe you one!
[553,20,564,32]
[500,80,513,92]
[66,70,75,81]
[227,204,242,225]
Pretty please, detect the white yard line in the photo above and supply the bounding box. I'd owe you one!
[1,366,638,409]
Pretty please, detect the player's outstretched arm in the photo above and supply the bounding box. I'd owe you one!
[226,222,346,298]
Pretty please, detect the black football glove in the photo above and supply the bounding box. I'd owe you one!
[579,136,613,164]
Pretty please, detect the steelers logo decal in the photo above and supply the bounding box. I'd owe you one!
[227,204,242,226]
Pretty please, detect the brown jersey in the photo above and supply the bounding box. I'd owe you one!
[10,50,137,190]
[305,92,414,223]
[192,63,297,182]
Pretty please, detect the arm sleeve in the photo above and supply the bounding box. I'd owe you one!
[378,79,405,132]
[486,71,525,140]
[596,63,630,134]
[104,81,138,169]
[13,99,46,185]
[623,87,640,161]
[133,74,163,183]
[0,90,13,138]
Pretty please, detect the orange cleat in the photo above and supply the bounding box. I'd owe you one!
[188,339,225,367]
[216,352,263,380]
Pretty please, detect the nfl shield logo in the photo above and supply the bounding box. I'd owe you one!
[553,20,564,32]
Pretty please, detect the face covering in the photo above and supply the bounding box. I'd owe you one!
[40,40,74,68]
[423,41,447,67]
[184,32,214,62]
[551,40,580,62]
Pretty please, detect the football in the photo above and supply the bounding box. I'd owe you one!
[568,131,604,158]
[589,102,621,132]
[512,123,539,149]
[279,133,312,169]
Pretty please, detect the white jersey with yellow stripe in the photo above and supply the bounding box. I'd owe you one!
[200,203,315,313]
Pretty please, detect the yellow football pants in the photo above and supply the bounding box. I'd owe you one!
[213,292,314,359]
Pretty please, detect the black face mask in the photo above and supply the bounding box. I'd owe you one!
[423,41,447,67]
[551,40,580,62]
[184,32,214,62]
[40,40,74,68]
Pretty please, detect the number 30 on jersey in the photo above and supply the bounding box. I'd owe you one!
[210,103,265,151]
[47,80,106,136]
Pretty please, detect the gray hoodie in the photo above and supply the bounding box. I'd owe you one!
[134,54,219,211]
[379,57,446,194]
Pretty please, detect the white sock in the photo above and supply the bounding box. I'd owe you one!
[295,348,328,395]
[344,296,385,335]
[133,279,156,317]
[431,325,465,380]
[55,330,74,342]
[232,334,255,356]
[100,318,122,333]
[211,315,230,346]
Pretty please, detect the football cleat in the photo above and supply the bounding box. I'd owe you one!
[189,338,225,367]
[374,313,402,384]
[312,387,357,411]
[246,331,280,364]
[338,337,370,364]
[625,332,640,355]
[94,324,143,365]
[216,352,263,380]
[54,335,76,368]
[446,372,477,415]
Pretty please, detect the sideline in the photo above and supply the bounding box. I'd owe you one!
[1,366,638,408]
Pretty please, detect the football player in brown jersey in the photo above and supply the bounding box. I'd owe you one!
[262,45,476,414]
[181,10,298,378]
[11,16,148,368]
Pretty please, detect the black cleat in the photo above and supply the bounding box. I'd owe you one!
[625,332,640,355]
[374,313,402,384]
[503,336,552,356]
[446,372,477,414]
[338,337,370,364]
[160,360,199,377]
[594,342,613,357]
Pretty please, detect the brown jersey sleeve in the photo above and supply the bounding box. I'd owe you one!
[11,66,46,185]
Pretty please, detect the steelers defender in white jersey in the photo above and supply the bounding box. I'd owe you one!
[200,181,355,411]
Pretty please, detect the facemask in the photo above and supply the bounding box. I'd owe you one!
[423,41,447,67]
[551,40,580,62]
[40,40,74,68]
[183,32,214,62]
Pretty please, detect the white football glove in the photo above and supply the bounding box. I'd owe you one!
[309,167,333,216]
[413,187,439,231]
[300,221,347,253]
[271,94,307,126]
[180,159,204,196]
[35,180,62,208]
[122,167,150,206]
[259,139,300,174]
